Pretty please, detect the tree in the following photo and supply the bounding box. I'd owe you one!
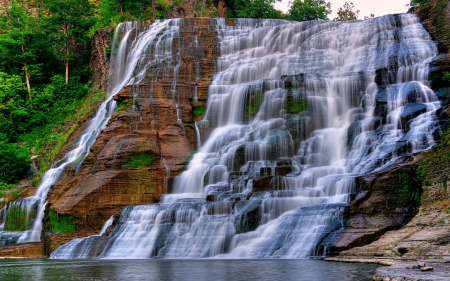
[44,0,94,84]
[410,0,426,7]
[0,1,41,99]
[0,72,29,141]
[227,0,283,19]
[334,2,359,21]
[0,140,30,184]
[288,0,331,22]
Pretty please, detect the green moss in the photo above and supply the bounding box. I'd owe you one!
[398,172,421,205]
[117,99,132,113]
[122,154,154,169]
[48,210,77,234]
[417,127,450,187]
[246,93,264,117]
[193,106,206,119]
[10,188,23,200]
[443,72,450,82]
[284,99,308,114]
[6,204,36,231]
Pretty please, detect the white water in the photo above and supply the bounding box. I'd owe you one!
[0,20,184,244]
[51,15,441,259]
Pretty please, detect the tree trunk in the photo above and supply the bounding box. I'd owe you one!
[152,0,155,21]
[21,44,31,99]
[65,41,69,84]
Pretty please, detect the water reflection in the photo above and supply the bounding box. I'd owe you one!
[0,259,380,281]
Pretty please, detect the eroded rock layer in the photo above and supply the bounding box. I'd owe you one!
[44,18,221,252]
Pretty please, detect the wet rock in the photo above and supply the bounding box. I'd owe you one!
[399,103,428,128]
[347,117,382,147]
[334,158,421,250]
[375,67,397,86]
[0,243,46,259]
[45,19,219,249]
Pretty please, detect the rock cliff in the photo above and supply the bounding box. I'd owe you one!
[43,18,221,253]
[328,0,450,276]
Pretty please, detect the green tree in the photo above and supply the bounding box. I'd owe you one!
[334,2,359,21]
[410,0,426,7]
[44,0,94,84]
[288,0,331,22]
[0,140,30,184]
[0,72,29,141]
[0,1,42,99]
[227,0,283,19]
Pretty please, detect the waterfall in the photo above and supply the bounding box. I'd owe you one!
[0,20,183,244]
[51,14,441,259]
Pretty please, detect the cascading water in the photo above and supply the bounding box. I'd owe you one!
[51,14,442,259]
[0,20,183,245]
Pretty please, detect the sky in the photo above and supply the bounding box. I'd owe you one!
[274,0,411,20]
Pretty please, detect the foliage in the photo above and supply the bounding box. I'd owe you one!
[44,0,95,84]
[398,172,421,205]
[334,2,359,21]
[227,0,284,19]
[0,182,16,191]
[48,209,77,234]
[122,154,155,169]
[443,72,450,82]
[20,89,104,177]
[0,141,30,183]
[284,99,307,114]
[6,204,36,231]
[288,0,331,22]
[410,0,427,7]
[193,0,218,17]
[192,106,206,119]
[417,127,450,187]
[117,99,133,113]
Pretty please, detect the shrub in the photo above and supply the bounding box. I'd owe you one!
[0,141,30,183]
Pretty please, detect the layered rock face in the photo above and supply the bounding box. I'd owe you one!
[48,14,445,260]
[329,0,450,269]
[44,18,220,251]
[1,12,446,261]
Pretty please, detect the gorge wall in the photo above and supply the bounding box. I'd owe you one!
[329,0,450,268]
[1,7,449,261]
[42,18,222,253]
[47,14,444,259]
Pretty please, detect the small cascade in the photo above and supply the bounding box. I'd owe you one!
[52,15,443,259]
[193,83,199,106]
[163,158,170,194]
[194,122,202,150]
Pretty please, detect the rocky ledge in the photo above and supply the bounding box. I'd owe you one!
[0,243,46,259]
[42,18,220,253]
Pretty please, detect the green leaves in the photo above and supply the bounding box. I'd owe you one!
[228,0,284,19]
[288,0,331,22]
[334,2,359,21]
[0,141,31,184]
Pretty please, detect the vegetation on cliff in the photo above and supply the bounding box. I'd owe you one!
[0,0,413,201]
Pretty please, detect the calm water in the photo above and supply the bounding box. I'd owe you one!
[0,259,380,280]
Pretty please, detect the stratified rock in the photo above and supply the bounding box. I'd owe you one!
[332,158,422,251]
[0,243,46,259]
[44,18,219,250]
